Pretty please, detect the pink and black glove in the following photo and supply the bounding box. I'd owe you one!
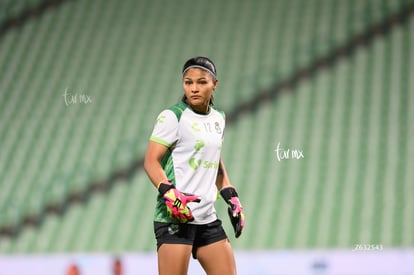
[220,187,245,238]
[158,182,201,223]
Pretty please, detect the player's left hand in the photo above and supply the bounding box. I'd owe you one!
[220,187,245,238]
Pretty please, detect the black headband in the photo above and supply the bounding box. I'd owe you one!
[182,57,217,79]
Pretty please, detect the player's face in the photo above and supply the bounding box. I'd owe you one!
[183,68,218,113]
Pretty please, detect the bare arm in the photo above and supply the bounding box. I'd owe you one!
[215,158,232,191]
[144,141,170,188]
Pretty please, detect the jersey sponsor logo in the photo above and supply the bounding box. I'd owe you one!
[194,140,205,152]
[189,157,202,170]
[202,160,219,169]
[189,139,205,169]
[189,158,219,170]
[188,139,218,170]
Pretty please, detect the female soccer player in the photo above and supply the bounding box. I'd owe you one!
[144,56,245,275]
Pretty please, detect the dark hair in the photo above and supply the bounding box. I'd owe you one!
[182,56,217,80]
[181,56,217,106]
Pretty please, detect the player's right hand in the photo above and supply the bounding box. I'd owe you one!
[158,182,201,223]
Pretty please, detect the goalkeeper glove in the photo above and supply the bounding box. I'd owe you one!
[158,182,201,223]
[220,186,245,238]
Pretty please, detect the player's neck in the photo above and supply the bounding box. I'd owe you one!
[184,100,210,115]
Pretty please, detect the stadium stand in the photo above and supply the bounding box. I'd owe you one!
[0,0,413,254]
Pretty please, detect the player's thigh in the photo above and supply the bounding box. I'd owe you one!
[197,239,236,275]
[158,244,192,275]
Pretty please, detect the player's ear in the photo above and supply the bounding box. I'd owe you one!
[213,79,218,91]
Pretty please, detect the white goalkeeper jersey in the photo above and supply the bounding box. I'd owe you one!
[150,101,225,224]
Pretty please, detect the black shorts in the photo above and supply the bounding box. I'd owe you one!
[154,219,228,259]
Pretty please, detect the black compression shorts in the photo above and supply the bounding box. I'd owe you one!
[154,219,228,259]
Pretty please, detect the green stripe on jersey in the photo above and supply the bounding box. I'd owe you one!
[149,136,171,147]
[154,149,176,223]
[168,101,187,120]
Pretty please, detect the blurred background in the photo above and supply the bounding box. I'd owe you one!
[0,0,413,274]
